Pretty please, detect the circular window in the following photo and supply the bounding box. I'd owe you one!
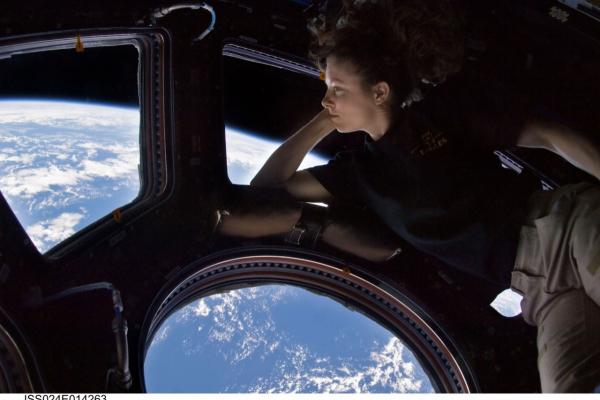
[141,251,476,393]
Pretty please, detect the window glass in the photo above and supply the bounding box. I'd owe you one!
[144,284,435,393]
[223,54,363,185]
[226,125,327,185]
[0,45,140,252]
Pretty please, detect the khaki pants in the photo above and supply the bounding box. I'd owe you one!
[511,182,600,393]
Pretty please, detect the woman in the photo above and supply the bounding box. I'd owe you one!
[220,0,600,392]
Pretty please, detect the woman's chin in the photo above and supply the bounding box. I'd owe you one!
[333,121,359,134]
[332,119,356,133]
[333,122,347,132]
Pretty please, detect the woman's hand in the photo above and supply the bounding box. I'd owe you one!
[250,109,337,188]
[315,108,337,133]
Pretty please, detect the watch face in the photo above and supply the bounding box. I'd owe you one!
[285,226,306,246]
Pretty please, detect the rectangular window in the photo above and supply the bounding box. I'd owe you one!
[558,0,600,22]
[222,43,362,186]
[0,31,170,255]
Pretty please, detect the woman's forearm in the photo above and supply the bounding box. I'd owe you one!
[219,207,402,262]
[548,126,600,181]
[218,206,302,238]
[251,110,335,187]
[321,217,403,263]
[520,120,600,181]
[216,187,303,237]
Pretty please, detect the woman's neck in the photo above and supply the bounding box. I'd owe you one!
[366,108,401,141]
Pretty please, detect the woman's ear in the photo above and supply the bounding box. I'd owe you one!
[372,81,391,106]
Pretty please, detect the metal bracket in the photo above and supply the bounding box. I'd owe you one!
[150,2,216,42]
[493,150,524,174]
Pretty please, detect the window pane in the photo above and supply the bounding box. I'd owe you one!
[222,55,361,185]
[0,45,140,252]
[226,125,327,185]
[144,284,435,393]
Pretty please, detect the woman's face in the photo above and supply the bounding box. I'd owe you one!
[321,56,389,134]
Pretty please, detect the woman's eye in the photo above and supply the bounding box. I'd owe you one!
[333,87,344,96]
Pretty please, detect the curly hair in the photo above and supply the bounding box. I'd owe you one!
[307,0,465,109]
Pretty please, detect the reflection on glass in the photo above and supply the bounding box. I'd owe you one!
[144,284,435,393]
[0,100,140,252]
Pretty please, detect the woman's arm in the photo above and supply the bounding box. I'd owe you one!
[215,187,401,262]
[217,205,302,238]
[517,119,600,181]
[321,216,403,262]
[250,110,336,187]
[217,205,401,262]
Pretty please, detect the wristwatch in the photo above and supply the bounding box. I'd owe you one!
[284,203,328,248]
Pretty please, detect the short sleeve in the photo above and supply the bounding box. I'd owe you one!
[427,69,536,151]
[304,150,365,207]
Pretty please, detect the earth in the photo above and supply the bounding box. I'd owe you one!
[144,284,435,393]
[0,100,141,252]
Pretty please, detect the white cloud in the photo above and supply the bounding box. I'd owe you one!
[0,165,84,199]
[193,299,211,317]
[247,336,427,393]
[12,154,36,164]
[150,324,171,348]
[81,157,138,179]
[0,153,36,164]
[26,211,85,249]
[175,304,195,323]
[367,337,423,393]
[17,157,137,206]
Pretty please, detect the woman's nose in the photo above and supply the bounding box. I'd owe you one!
[321,92,334,111]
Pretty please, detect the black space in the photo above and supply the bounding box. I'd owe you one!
[0,44,139,107]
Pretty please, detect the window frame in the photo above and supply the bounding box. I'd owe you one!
[140,248,479,393]
[0,28,174,259]
[222,40,320,78]
[221,39,325,186]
